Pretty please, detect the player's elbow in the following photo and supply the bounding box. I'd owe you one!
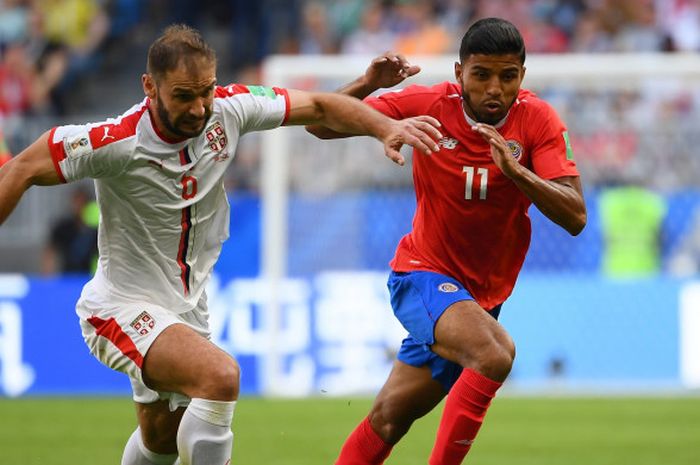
[305,124,346,140]
[567,210,587,236]
[305,124,333,139]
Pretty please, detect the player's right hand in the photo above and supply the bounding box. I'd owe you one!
[364,52,421,91]
[382,115,442,165]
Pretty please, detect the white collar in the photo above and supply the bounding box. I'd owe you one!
[461,97,512,129]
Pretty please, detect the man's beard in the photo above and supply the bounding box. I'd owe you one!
[157,95,211,139]
[461,90,509,126]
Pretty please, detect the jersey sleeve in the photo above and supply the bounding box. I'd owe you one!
[215,84,289,135]
[364,85,434,119]
[48,124,133,183]
[529,102,580,180]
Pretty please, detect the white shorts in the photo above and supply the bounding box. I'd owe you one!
[77,286,210,411]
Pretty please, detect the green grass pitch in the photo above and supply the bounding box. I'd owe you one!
[1,396,699,464]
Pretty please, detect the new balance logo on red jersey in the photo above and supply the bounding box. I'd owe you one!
[438,137,458,150]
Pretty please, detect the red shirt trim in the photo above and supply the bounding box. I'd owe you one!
[47,127,67,184]
[275,87,291,125]
[90,103,147,150]
[215,84,251,98]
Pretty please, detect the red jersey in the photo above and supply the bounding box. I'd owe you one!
[365,83,579,309]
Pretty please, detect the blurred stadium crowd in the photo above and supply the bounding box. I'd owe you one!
[1,0,700,276]
[1,0,699,119]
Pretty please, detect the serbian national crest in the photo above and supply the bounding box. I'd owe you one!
[130,311,156,336]
[506,140,523,160]
[205,121,228,154]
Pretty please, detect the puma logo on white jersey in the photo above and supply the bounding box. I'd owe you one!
[101,127,116,142]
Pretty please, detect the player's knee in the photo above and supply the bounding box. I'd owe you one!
[473,334,515,382]
[369,399,412,444]
[200,358,240,401]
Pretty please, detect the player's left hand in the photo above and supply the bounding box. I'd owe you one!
[472,123,521,178]
[382,115,442,165]
[364,52,421,90]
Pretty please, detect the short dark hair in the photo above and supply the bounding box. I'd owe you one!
[147,24,216,80]
[459,18,525,64]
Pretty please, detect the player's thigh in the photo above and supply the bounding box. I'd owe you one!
[142,323,239,400]
[135,400,186,454]
[431,300,514,369]
[370,360,446,441]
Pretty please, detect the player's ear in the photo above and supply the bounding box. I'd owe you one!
[454,61,463,83]
[142,74,156,99]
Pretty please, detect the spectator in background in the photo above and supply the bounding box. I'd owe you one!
[229,0,302,69]
[0,40,35,116]
[393,0,452,56]
[0,126,11,166]
[570,9,614,51]
[0,0,31,45]
[42,187,99,274]
[518,5,570,53]
[35,0,110,112]
[613,0,663,51]
[657,0,700,51]
[599,176,667,277]
[341,1,397,55]
[0,3,68,116]
[299,1,337,54]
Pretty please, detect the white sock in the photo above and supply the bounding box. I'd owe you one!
[121,427,178,465]
[176,398,236,465]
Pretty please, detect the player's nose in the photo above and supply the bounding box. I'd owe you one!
[189,98,207,118]
[485,77,503,96]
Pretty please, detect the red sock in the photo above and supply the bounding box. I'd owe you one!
[428,368,502,465]
[335,416,393,465]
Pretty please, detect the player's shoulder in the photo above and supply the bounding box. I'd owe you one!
[92,100,149,149]
[513,88,558,116]
[53,99,147,155]
[215,83,286,100]
[512,88,563,129]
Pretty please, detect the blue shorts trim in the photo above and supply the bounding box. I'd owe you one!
[388,270,502,391]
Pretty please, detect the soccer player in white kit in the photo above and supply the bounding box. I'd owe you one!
[0,25,443,465]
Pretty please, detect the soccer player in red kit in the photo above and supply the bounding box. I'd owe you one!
[307,17,586,465]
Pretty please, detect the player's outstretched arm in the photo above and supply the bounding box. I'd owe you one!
[0,131,60,226]
[473,123,587,236]
[338,53,421,100]
[306,52,420,140]
[286,89,441,165]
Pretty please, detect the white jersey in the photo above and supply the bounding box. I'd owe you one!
[49,84,290,313]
